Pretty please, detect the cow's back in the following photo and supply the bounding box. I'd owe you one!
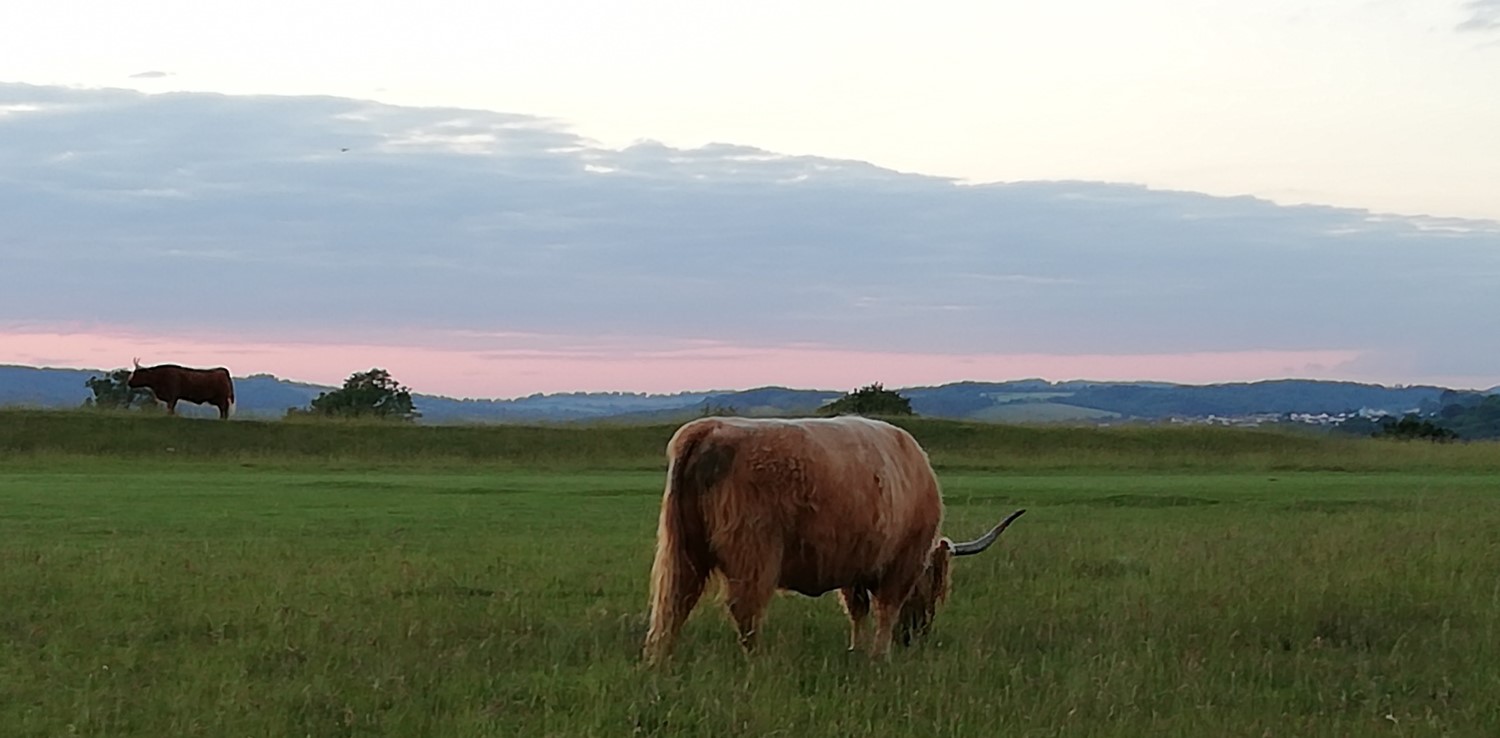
[676,416,943,595]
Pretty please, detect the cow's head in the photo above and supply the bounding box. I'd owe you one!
[897,508,1026,645]
[126,357,145,387]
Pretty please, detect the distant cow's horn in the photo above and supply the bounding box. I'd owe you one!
[949,508,1026,556]
[132,357,141,369]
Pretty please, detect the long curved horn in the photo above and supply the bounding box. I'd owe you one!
[950,508,1026,556]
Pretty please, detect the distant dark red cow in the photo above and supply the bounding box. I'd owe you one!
[126,358,236,419]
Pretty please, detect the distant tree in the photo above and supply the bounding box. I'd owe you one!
[1377,414,1458,443]
[1332,414,1382,437]
[289,368,418,421]
[698,401,738,417]
[1435,395,1500,440]
[820,383,915,417]
[82,369,157,411]
[1425,389,1485,417]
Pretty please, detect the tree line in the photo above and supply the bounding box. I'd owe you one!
[81,365,1499,438]
[1334,392,1500,441]
[88,367,916,424]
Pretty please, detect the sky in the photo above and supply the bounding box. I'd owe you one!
[2,1,1499,398]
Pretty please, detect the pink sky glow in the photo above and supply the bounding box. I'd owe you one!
[0,325,1393,399]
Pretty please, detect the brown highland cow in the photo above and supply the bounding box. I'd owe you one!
[643,415,1024,662]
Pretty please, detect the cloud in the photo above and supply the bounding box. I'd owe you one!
[1,82,1498,385]
[128,70,173,79]
[1459,0,1500,31]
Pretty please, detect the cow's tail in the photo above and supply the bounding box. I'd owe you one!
[225,372,237,419]
[643,422,731,663]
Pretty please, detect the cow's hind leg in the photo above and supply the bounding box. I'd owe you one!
[839,586,871,652]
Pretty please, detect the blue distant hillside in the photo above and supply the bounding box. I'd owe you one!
[2,364,1487,424]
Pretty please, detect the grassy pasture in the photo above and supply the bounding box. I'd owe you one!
[2,410,1499,736]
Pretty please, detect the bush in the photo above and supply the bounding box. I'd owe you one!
[820,383,914,417]
[288,368,418,421]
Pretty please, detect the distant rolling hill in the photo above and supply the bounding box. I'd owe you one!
[969,402,1121,424]
[0,364,1476,424]
[0,365,714,422]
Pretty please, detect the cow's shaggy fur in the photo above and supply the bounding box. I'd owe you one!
[644,416,1001,662]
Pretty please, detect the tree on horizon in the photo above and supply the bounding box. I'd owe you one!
[819,383,915,417]
[289,368,419,421]
[82,369,158,411]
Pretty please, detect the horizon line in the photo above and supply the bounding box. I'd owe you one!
[5,361,1492,403]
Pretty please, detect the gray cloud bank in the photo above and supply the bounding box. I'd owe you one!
[1460,0,1500,32]
[2,83,1498,381]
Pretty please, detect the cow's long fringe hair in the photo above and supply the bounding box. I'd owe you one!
[897,542,952,645]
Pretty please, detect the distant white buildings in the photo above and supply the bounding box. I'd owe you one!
[1166,407,1402,428]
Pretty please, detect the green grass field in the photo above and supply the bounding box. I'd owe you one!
[3,410,1499,736]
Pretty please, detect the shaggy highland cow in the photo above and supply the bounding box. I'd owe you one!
[643,415,1023,662]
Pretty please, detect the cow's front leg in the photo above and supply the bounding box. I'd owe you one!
[869,566,922,659]
[725,585,772,652]
[839,586,870,652]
